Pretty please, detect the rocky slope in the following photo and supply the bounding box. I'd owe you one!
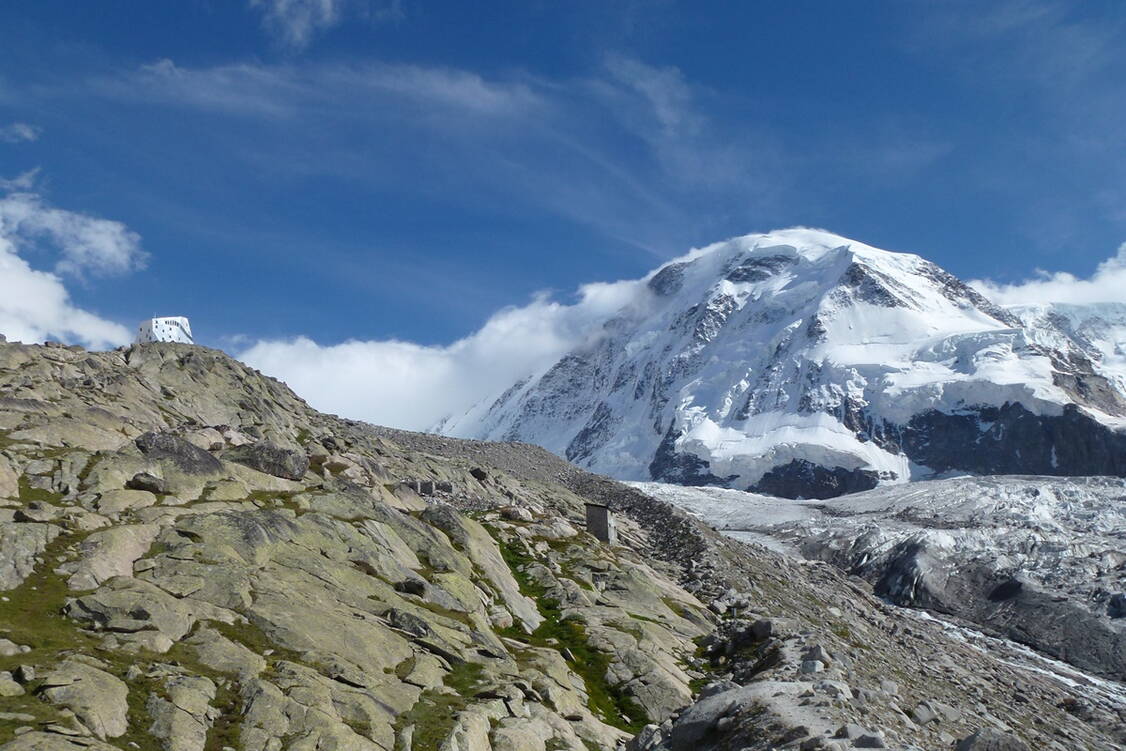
[0,340,1122,750]
[442,229,1126,499]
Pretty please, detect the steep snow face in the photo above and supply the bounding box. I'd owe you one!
[443,229,1126,496]
[1013,302,1126,397]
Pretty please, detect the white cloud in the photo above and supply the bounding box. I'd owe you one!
[971,242,1126,305]
[0,237,131,349]
[251,0,343,48]
[114,58,540,119]
[239,278,646,430]
[0,191,147,278]
[0,122,40,143]
[0,181,141,349]
[249,0,403,49]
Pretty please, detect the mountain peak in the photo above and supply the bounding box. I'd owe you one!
[443,230,1126,498]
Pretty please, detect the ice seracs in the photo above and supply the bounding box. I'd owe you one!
[136,317,194,345]
[442,228,1126,498]
[637,475,1126,682]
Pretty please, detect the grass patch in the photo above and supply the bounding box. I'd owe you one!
[202,681,241,751]
[0,532,98,673]
[660,597,687,618]
[0,530,163,751]
[688,675,711,695]
[395,661,485,750]
[491,532,648,733]
[16,475,64,506]
[208,619,305,669]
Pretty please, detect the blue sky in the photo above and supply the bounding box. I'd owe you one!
[2,0,1125,427]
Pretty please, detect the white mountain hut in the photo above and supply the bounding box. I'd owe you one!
[136,317,194,344]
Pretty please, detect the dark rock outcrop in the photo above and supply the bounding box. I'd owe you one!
[565,402,617,464]
[748,459,880,500]
[223,440,309,480]
[901,402,1126,477]
[125,472,168,494]
[134,431,222,475]
[648,427,733,487]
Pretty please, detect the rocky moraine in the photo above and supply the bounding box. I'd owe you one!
[0,341,1122,751]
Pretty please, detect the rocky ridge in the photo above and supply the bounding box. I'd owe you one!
[0,341,1121,750]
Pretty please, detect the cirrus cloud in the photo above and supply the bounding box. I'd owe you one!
[0,122,40,143]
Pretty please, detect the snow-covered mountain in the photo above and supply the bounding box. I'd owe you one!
[441,229,1126,498]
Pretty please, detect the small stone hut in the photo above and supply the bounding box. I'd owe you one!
[584,501,617,545]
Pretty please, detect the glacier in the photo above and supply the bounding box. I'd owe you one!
[634,476,1126,682]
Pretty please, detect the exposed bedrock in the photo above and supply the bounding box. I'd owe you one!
[901,402,1126,477]
[747,459,880,500]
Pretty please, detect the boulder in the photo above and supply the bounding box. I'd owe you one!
[224,441,309,481]
[60,524,160,590]
[0,639,27,657]
[1108,593,1126,619]
[183,427,225,451]
[0,522,62,589]
[666,685,751,750]
[92,489,157,517]
[135,431,223,475]
[184,627,266,679]
[750,619,775,641]
[0,673,23,696]
[501,506,534,522]
[954,728,1031,751]
[0,456,17,499]
[125,472,168,494]
[147,675,217,751]
[14,503,63,523]
[387,608,432,637]
[853,731,887,748]
[64,576,235,641]
[40,658,129,739]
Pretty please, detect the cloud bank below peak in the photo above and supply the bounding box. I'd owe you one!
[239,277,645,431]
[971,242,1126,306]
